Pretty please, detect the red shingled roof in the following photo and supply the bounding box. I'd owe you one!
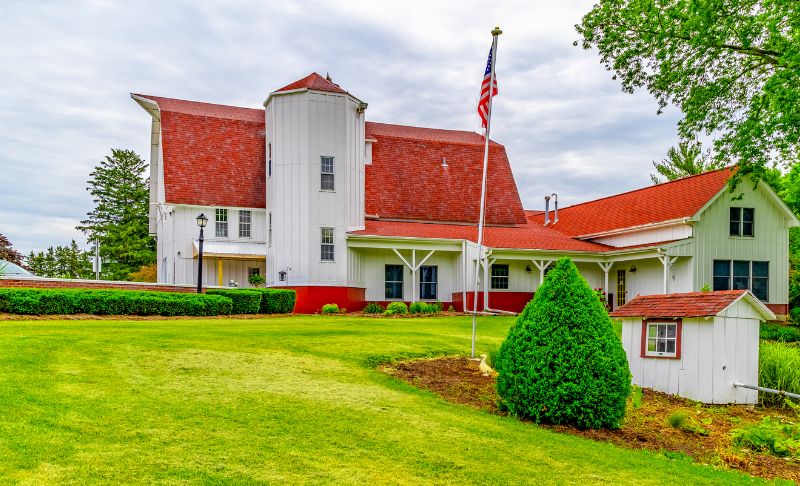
[609,290,749,318]
[365,122,527,225]
[528,169,733,237]
[275,73,348,94]
[134,95,266,209]
[349,220,613,251]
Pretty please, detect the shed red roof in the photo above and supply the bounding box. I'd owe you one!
[609,290,748,318]
[528,169,733,237]
[134,95,266,209]
[365,122,526,225]
[349,220,613,251]
[275,73,348,94]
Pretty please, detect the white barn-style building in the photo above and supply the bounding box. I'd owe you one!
[611,290,775,404]
[132,73,799,315]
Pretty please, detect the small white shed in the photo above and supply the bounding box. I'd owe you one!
[610,290,775,404]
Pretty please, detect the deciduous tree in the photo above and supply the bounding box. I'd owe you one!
[0,234,25,266]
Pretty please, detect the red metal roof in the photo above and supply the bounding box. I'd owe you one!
[365,122,527,225]
[528,169,733,237]
[275,73,348,94]
[609,290,748,318]
[349,220,613,251]
[135,95,266,209]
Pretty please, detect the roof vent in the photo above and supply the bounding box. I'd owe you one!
[442,156,448,167]
[543,194,558,226]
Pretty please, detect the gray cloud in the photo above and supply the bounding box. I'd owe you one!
[0,0,685,255]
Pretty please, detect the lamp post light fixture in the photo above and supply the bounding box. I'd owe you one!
[196,213,208,293]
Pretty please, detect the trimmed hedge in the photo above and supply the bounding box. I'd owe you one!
[206,289,261,314]
[761,323,800,343]
[0,288,232,316]
[495,257,631,429]
[238,288,296,314]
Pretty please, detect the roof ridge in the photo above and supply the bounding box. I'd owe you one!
[133,94,263,114]
[556,167,731,212]
[368,132,501,147]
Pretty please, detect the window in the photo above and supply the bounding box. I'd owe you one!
[420,266,438,300]
[730,207,754,237]
[385,265,404,299]
[713,260,769,300]
[268,143,272,177]
[617,269,626,308]
[239,210,251,238]
[215,208,228,237]
[321,228,334,261]
[321,156,335,191]
[643,320,681,358]
[491,264,509,289]
[248,267,260,278]
[268,212,272,246]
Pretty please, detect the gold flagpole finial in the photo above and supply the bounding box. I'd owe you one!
[491,26,503,35]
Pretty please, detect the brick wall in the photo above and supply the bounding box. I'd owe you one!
[0,277,222,293]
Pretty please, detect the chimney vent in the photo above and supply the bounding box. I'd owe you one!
[551,193,558,224]
[544,196,551,226]
[442,156,447,166]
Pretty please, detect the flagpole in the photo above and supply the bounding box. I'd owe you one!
[472,26,502,358]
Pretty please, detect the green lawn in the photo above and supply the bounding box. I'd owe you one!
[0,315,765,485]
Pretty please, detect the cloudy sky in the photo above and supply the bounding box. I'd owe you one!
[0,0,686,256]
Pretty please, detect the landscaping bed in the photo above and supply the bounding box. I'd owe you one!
[382,356,800,483]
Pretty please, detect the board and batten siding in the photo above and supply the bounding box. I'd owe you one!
[266,89,366,287]
[693,181,790,304]
[622,298,760,404]
[357,248,458,302]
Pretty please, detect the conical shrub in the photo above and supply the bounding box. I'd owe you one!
[495,257,630,429]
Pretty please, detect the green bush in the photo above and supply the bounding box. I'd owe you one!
[238,288,296,314]
[732,417,800,457]
[321,304,339,314]
[759,341,800,407]
[448,305,455,312]
[761,323,800,343]
[791,308,800,326]
[0,288,232,316]
[384,302,408,316]
[495,257,631,429]
[363,302,384,314]
[206,289,261,314]
[248,273,266,288]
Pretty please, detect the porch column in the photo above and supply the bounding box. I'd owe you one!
[392,248,435,303]
[658,254,678,294]
[218,259,223,287]
[531,260,554,291]
[597,262,613,295]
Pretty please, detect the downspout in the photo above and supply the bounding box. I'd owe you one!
[734,382,800,400]
[462,240,467,312]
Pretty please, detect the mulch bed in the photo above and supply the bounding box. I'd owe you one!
[381,356,800,483]
[351,312,472,318]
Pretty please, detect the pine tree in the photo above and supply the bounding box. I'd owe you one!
[0,234,25,266]
[26,241,92,279]
[76,149,155,280]
[650,141,724,184]
[495,257,631,429]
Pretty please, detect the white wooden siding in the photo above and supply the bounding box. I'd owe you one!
[591,223,691,247]
[358,248,458,302]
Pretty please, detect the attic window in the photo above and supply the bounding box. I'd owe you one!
[730,208,754,237]
[642,320,681,359]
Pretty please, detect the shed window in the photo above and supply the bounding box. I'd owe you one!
[215,209,228,237]
[643,320,681,358]
[320,228,334,261]
[321,156,335,191]
[385,265,403,300]
[491,264,509,289]
[730,207,754,237]
[239,210,251,238]
[420,266,437,300]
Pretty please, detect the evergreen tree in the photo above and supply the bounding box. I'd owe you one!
[650,141,723,184]
[26,240,92,279]
[76,149,155,280]
[0,234,25,266]
[495,257,631,429]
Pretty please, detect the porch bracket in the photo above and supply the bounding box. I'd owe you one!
[597,262,613,296]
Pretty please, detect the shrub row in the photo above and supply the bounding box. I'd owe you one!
[241,288,296,314]
[0,288,232,316]
[207,289,262,314]
[761,324,800,343]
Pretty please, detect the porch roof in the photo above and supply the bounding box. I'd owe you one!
[192,240,266,260]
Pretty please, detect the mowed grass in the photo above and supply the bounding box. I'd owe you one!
[0,315,765,485]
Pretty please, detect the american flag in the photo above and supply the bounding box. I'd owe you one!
[477,46,498,132]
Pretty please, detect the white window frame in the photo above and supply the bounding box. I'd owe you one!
[321,228,334,261]
[385,264,404,300]
[419,265,438,301]
[268,143,272,178]
[320,156,335,191]
[239,210,251,238]
[644,322,679,358]
[215,208,228,237]
[491,264,509,290]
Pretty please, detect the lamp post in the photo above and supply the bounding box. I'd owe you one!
[196,213,208,293]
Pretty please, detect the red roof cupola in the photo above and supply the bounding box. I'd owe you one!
[274,73,348,94]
